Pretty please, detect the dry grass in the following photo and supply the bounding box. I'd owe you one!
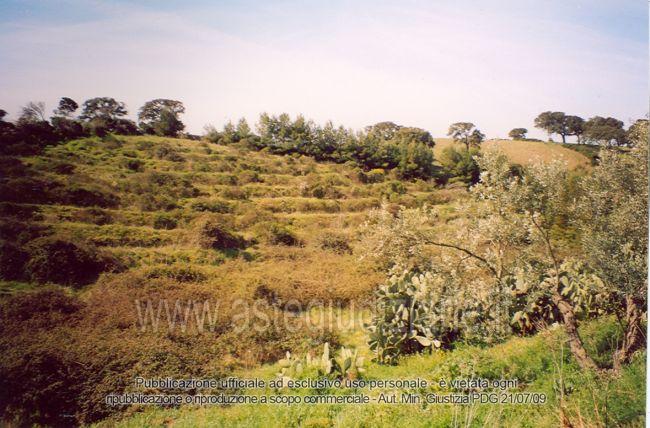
[434,138,591,170]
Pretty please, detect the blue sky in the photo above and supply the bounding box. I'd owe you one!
[0,0,647,137]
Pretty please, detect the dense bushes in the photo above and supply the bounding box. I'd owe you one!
[0,275,338,425]
[192,215,246,250]
[24,237,119,287]
[0,241,29,281]
[437,145,480,185]
[255,222,301,246]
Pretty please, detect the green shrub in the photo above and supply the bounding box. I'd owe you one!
[368,270,440,364]
[153,213,178,230]
[378,180,407,200]
[153,143,185,162]
[70,207,114,225]
[24,237,118,287]
[123,158,144,172]
[192,216,246,250]
[257,222,301,246]
[366,168,386,183]
[190,198,232,213]
[55,184,120,208]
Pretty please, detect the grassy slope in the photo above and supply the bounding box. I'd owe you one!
[3,135,635,426]
[434,138,592,170]
[108,316,645,428]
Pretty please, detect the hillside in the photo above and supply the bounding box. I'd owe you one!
[434,138,592,170]
[0,134,643,427]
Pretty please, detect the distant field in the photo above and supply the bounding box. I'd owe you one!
[434,138,592,170]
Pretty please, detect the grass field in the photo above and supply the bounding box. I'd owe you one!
[434,138,591,170]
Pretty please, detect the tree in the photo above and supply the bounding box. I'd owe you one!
[576,121,647,370]
[236,118,251,140]
[18,102,47,123]
[534,111,585,144]
[447,122,481,150]
[392,127,435,148]
[583,116,627,147]
[438,145,480,184]
[80,97,127,121]
[54,97,79,117]
[152,109,184,137]
[138,99,185,136]
[508,128,527,140]
[468,129,485,147]
[396,142,434,180]
[365,122,401,140]
[566,115,585,143]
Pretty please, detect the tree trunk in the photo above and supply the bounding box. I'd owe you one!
[613,294,645,372]
[561,133,566,144]
[551,291,599,371]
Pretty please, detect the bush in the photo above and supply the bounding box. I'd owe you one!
[153,213,178,230]
[192,216,246,250]
[70,207,114,225]
[438,145,480,185]
[190,198,232,213]
[368,271,440,364]
[220,187,249,200]
[378,180,407,200]
[257,222,301,246]
[153,143,185,162]
[24,237,117,287]
[55,184,120,208]
[366,168,386,183]
[123,158,144,172]
[317,232,352,254]
[144,265,207,282]
[0,241,29,281]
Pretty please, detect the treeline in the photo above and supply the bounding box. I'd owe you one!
[522,111,645,146]
[206,116,440,180]
[206,115,488,182]
[0,97,188,156]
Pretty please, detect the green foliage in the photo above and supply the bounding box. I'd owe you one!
[368,271,441,364]
[582,116,627,146]
[24,237,117,287]
[190,198,232,213]
[192,215,246,250]
[257,222,301,246]
[138,99,185,137]
[508,128,528,139]
[447,122,484,149]
[396,142,434,180]
[277,343,365,381]
[438,145,480,185]
[153,213,178,230]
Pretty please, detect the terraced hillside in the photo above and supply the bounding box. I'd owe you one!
[2,135,473,301]
[2,134,627,427]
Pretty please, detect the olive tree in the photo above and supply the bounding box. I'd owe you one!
[575,121,648,370]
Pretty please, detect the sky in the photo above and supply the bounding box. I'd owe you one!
[0,0,647,138]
